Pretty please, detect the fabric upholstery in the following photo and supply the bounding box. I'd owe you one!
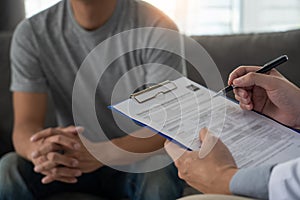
[0,0,25,31]
[0,32,13,156]
[189,30,300,93]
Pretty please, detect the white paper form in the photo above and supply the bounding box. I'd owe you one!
[111,77,300,168]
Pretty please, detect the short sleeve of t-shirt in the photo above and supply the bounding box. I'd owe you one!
[10,19,48,93]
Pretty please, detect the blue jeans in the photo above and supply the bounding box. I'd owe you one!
[0,152,184,200]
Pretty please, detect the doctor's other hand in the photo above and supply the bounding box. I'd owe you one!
[228,66,300,129]
[164,128,238,194]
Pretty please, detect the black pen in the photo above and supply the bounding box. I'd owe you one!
[213,55,289,98]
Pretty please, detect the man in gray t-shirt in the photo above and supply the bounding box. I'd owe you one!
[0,0,184,199]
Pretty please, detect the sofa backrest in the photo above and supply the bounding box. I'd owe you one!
[189,29,300,94]
[0,0,25,31]
[0,32,14,156]
[0,33,57,157]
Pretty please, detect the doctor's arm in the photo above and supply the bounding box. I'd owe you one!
[269,158,300,200]
[232,158,300,200]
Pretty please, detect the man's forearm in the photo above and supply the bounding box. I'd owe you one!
[87,128,166,166]
[12,92,48,161]
[112,128,165,153]
[13,123,43,161]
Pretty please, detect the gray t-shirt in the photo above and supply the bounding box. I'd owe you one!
[10,0,184,140]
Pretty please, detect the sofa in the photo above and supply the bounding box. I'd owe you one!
[1,28,300,199]
[0,0,26,157]
[188,30,300,95]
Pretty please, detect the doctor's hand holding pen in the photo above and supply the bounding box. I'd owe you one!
[228,65,300,129]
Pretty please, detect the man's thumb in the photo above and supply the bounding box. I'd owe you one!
[75,126,85,134]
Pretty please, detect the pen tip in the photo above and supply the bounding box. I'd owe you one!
[213,90,224,98]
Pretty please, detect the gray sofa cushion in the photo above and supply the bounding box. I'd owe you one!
[0,32,13,156]
[189,29,300,93]
[0,0,25,31]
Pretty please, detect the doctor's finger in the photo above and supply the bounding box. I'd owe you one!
[164,140,187,161]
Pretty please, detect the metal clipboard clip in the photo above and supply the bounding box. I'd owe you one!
[130,80,177,104]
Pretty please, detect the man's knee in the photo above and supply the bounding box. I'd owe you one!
[145,163,183,189]
[134,163,184,200]
[0,152,33,199]
[0,152,22,178]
